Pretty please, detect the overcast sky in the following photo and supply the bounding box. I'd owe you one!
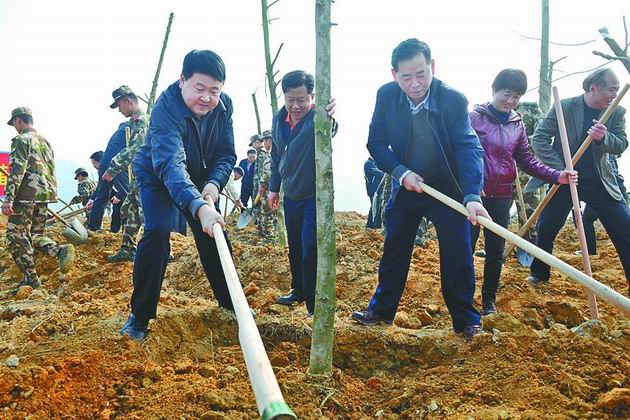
[1,0,629,212]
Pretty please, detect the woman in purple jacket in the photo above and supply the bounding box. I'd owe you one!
[469,69,576,315]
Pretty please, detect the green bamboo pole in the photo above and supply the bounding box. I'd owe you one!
[252,91,262,135]
[261,0,279,113]
[260,0,287,246]
[147,12,174,114]
[308,0,336,377]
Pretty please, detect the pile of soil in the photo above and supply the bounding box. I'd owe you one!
[1,212,629,419]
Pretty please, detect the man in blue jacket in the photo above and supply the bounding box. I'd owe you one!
[87,126,130,232]
[351,39,489,341]
[238,149,257,207]
[120,50,236,341]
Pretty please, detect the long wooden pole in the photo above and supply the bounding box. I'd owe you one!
[211,223,296,420]
[124,127,132,183]
[504,83,629,258]
[514,168,529,228]
[418,182,630,314]
[553,86,598,319]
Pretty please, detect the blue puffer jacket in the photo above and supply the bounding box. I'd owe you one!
[133,81,236,216]
[367,77,483,204]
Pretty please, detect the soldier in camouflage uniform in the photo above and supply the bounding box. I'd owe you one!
[514,102,545,237]
[69,167,97,206]
[252,131,277,242]
[102,86,148,262]
[2,107,75,290]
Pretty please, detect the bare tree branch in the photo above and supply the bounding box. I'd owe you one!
[271,42,284,68]
[624,16,628,52]
[593,50,630,63]
[527,60,614,93]
[268,17,279,23]
[268,0,280,7]
[550,56,568,66]
[513,31,595,46]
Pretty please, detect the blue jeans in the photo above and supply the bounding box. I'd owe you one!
[130,167,234,321]
[283,196,317,313]
[531,181,630,284]
[368,189,481,331]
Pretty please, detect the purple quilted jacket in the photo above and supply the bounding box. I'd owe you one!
[469,103,560,198]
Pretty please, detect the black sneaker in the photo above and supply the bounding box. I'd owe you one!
[351,309,394,326]
[527,275,549,286]
[107,249,136,263]
[481,298,497,316]
[275,290,305,306]
[120,314,148,342]
[461,324,483,342]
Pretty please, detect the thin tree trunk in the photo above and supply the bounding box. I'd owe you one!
[260,0,287,246]
[251,92,262,135]
[308,0,335,377]
[538,0,551,113]
[147,12,174,114]
[596,25,630,75]
[261,0,279,113]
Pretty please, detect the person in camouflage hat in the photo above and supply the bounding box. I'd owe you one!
[2,107,75,291]
[253,130,277,243]
[69,168,97,206]
[102,86,149,263]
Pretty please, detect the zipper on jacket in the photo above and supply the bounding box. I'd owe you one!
[489,124,506,197]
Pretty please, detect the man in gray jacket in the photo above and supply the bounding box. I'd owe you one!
[527,68,630,295]
[268,70,336,316]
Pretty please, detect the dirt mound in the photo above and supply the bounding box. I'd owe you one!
[1,212,629,418]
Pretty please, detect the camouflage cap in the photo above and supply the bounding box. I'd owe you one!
[110,85,136,109]
[7,107,33,126]
[262,130,272,139]
[74,167,89,180]
[249,133,263,146]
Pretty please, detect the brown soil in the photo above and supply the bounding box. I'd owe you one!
[1,212,629,419]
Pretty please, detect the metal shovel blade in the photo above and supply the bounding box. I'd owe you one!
[62,217,89,246]
[516,247,534,267]
[236,209,255,229]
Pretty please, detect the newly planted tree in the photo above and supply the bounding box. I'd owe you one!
[308,0,336,377]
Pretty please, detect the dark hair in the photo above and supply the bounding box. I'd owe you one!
[90,151,104,161]
[247,149,257,155]
[582,68,615,92]
[15,114,33,125]
[492,69,528,95]
[77,171,89,178]
[391,38,431,72]
[182,50,226,82]
[281,70,315,94]
[233,166,244,176]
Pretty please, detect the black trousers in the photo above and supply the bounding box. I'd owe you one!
[531,181,630,285]
[130,170,234,321]
[470,197,513,300]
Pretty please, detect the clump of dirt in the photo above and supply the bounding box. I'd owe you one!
[1,212,629,419]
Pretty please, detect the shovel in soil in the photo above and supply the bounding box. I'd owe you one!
[47,208,89,246]
[513,170,534,267]
[236,192,263,230]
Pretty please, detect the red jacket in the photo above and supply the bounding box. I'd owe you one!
[470,103,560,198]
